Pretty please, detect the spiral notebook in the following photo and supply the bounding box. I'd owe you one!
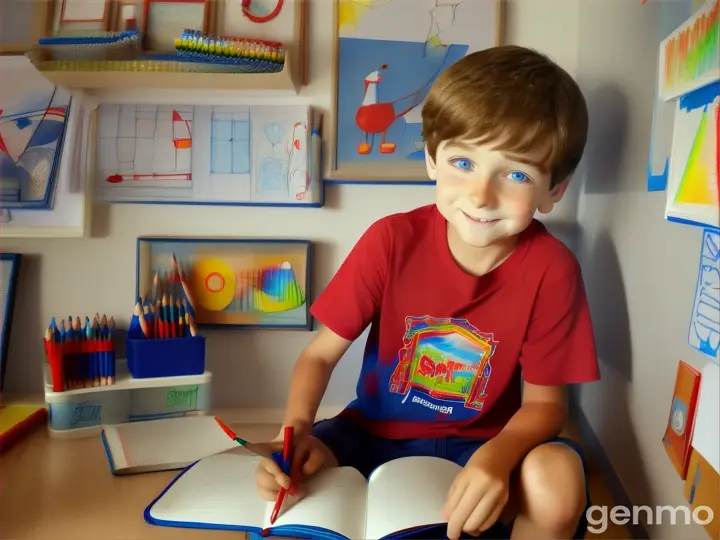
[100,415,238,475]
[144,452,463,539]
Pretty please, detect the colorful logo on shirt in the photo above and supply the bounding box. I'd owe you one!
[388,315,497,414]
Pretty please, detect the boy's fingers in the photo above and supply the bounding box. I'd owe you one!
[274,470,291,489]
[260,457,281,475]
[258,486,279,501]
[302,448,325,476]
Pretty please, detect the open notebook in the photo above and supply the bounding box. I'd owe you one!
[145,452,462,539]
[100,416,239,474]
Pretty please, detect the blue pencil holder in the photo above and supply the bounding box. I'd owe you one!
[126,335,206,379]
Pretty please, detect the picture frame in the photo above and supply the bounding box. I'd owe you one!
[0,254,22,393]
[55,0,111,33]
[1,57,93,239]
[325,0,505,184]
[136,237,312,330]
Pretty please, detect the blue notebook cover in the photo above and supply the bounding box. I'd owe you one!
[143,453,465,539]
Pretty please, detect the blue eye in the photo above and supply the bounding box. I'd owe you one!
[507,171,529,182]
[450,158,473,171]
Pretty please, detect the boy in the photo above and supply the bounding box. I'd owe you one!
[256,45,600,540]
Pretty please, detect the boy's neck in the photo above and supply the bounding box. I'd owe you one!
[446,225,519,277]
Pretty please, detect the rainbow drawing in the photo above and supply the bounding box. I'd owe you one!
[665,82,719,229]
[136,237,312,329]
[659,0,719,101]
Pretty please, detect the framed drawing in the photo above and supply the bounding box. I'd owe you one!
[0,254,22,393]
[0,55,72,210]
[326,0,505,184]
[93,103,322,206]
[136,237,312,329]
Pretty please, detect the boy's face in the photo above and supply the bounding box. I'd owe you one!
[426,138,569,248]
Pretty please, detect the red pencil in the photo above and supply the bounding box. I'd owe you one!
[269,426,294,525]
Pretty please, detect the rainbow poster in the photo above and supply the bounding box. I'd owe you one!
[665,82,719,230]
[136,237,311,329]
[658,0,719,101]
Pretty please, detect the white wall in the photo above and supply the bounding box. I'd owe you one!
[2,0,581,415]
[573,1,716,538]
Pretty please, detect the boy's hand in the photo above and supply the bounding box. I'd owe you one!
[442,451,511,539]
[254,434,337,501]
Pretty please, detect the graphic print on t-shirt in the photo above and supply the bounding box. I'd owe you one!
[388,315,497,417]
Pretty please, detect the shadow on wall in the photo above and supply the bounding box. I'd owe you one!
[4,253,44,396]
[574,230,652,538]
[580,84,630,195]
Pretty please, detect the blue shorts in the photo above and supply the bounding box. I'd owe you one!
[311,415,590,539]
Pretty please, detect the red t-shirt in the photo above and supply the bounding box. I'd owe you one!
[310,204,600,440]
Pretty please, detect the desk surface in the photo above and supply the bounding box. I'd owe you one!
[0,422,278,540]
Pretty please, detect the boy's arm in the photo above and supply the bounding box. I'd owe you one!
[468,383,567,471]
[470,265,599,471]
[281,326,353,435]
[278,218,393,436]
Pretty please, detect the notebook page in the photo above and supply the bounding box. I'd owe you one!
[365,456,461,539]
[265,466,367,539]
[147,453,267,528]
[109,416,238,468]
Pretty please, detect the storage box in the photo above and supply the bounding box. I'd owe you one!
[43,359,211,438]
[126,335,205,378]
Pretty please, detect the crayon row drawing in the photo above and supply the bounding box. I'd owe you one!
[136,238,311,329]
[95,104,320,206]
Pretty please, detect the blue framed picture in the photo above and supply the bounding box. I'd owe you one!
[0,253,21,391]
[136,237,312,330]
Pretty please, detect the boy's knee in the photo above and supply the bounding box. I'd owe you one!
[517,443,587,537]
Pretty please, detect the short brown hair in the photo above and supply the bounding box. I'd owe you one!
[421,45,588,188]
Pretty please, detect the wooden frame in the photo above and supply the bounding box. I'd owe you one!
[325,0,505,184]
[136,237,313,330]
[59,0,111,24]
[0,254,22,393]
[142,0,211,51]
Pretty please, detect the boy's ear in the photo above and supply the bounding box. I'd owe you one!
[425,146,438,181]
[537,176,571,214]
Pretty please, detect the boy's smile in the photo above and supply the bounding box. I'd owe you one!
[426,138,569,252]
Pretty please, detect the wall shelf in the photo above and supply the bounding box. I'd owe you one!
[24,50,298,97]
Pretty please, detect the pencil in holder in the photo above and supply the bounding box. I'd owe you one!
[43,315,117,392]
[126,332,206,378]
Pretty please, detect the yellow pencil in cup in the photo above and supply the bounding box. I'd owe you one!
[185,312,198,337]
[135,301,150,338]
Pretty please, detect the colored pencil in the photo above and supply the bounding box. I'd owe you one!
[43,313,116,392]
[213,417,273,459]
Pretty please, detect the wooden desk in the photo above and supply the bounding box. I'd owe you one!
[0,422,278,540]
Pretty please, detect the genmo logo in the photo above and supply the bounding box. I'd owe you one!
[586,505,714,534]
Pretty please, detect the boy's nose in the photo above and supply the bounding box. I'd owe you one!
[466,178,496,208]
